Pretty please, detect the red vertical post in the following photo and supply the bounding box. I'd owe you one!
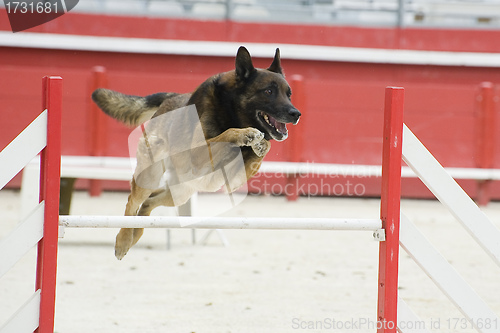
[286,75,305,201]
[36,76,62,333]
[89,66,108,196]
[475,82,496,206]
[377,87,403,333]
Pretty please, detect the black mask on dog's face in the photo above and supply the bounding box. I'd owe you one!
[235,46,301,141]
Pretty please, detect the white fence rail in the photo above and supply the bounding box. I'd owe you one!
[0,76,62,333]
[0,111,49,333]
[402,124,500,267]
[400,215,499,333]
[0,110,47,190]
[60,215,382,231]
[398,124,500,333]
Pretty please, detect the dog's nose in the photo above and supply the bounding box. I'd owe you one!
[288,108,301,119]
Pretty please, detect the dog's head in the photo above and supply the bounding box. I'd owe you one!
[230,46,301,141]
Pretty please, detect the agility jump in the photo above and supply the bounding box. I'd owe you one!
[0,77,61,333]
[1,76,499,333]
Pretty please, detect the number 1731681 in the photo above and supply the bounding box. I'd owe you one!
[5,1,60,14]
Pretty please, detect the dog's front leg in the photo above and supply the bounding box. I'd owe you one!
[207,127,271,157]
[206,127,271,180]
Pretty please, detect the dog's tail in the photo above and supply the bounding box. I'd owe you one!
[92,88,174,127]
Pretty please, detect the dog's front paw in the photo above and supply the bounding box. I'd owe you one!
[238,128,264,147]
[251,139,271,157]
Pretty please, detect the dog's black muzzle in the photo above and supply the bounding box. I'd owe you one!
[287,106,301,125]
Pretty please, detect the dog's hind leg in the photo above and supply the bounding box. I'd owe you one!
[115,179,153,260]
[137,186,195,216]
[116,159,167,259]
[115,185,194,259]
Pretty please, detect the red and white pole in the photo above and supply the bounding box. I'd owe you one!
[36,76,62,333]
[377,86,404,333]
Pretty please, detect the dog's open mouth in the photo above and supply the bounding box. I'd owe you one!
[258,111,288,139]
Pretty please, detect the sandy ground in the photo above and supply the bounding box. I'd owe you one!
[1,189,500,333]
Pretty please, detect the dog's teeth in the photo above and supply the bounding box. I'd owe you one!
[261,112,276,128]
[264,114,271,126]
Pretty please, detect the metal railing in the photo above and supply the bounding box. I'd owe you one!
[62,0,500,28]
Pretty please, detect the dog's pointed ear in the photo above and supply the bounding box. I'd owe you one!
[267,48,283,75]
[235,46,255,80]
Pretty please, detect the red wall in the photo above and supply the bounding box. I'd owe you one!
[1,10,500,199]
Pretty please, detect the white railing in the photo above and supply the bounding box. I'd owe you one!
[0,76,62,333]
[67,0,500,28]
[398,124,500,333]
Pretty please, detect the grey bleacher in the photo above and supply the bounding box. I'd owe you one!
[69,0,500,28]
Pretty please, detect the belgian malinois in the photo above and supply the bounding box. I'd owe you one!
[92,46,301,259]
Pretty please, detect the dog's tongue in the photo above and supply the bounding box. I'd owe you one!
[269,115,287,135]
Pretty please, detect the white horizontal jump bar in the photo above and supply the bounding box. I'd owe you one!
[60,215,382,231]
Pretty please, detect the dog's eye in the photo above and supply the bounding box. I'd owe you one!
[264,89,273,95]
